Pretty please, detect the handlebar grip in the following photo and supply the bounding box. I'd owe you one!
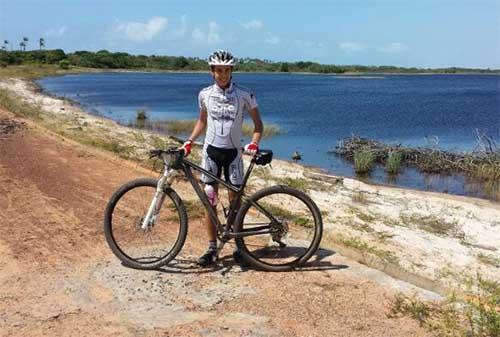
[149,149,162,158]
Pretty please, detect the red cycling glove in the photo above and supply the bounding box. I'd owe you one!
[181,140,193,156]
[244,142,259,155]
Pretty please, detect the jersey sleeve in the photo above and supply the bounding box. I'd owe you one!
[198,90,206,110]
[243,91,258,111]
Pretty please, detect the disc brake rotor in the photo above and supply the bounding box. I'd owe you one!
[271,218,289,243]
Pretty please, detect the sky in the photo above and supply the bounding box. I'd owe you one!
[1,0,499,68]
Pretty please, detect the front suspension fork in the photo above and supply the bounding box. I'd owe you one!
[141,168,179,229]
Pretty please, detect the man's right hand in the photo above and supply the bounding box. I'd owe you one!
[181,140,193,156]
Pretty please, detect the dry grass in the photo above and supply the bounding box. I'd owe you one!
[346,205,376,223]
[335,235,398,264]
[132,113,281,139]
[389,275,500,337]
[0,87,181,162]
[399,213,460,237]
[0,64,100,80]
[0,88,42,119]
[275,177,309,192]
[476,253,500,268]
[351,190,369,204]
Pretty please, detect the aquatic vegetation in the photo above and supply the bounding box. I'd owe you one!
[353,148,375,174]
[385,151,403,174]
[334,135,500,182]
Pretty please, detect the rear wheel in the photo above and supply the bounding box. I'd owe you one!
[233,185,322,271]
[104,178,188,270]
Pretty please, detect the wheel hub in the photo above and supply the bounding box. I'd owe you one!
[271,218,288,243]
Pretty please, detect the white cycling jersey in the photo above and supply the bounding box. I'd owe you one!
[198,82,258,149]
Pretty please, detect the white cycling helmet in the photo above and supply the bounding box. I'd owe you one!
[208,50,236,66]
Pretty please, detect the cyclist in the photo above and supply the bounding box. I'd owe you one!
[181,50,264,267]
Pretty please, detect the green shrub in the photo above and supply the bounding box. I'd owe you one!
[136,109,148,121]
[386,151,403,174]
[389,293,431,325]
[59,59,70,69]
[276,177,308,192]
[354,148,375,174]
[389,275,500,337]
[135,109,148,128]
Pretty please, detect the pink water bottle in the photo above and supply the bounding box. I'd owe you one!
[204,185,218,206]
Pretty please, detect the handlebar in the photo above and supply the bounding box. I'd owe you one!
[150,146,272,169]
[149,148,184,159]
[149,147,259,159]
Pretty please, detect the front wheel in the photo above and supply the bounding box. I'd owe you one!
[233,185,323,271]
[104,178,188,270]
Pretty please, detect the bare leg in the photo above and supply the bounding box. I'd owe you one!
[203,183,218,242]
[227,189,240,214]
[197,184,221,266]
[227,188,247,265]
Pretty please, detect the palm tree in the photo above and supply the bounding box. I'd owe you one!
[19,41,26,51]
[39,38,45,50]
[3,40,9,51]
[22,37,28,51]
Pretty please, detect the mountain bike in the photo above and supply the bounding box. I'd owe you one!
[103,147,323,272]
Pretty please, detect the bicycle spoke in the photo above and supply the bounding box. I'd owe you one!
[109,184,182,264]
[235,186,322,269]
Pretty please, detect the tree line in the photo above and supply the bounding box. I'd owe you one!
[2,37,45,52]
[0,48,498,74]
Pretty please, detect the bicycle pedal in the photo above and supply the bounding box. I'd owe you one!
[275,240,287,248]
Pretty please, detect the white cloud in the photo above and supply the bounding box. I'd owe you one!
[114,17,167,42]
[338,42,365,53]
[192,28,205,42]
[266,35,279,45]
[208,22,220,44]
[191,21,220,45]
[379,42,409,53]
[241,20,263,30]
[172,15,187,38]
[45,26,67,38]
[293,39,325,48]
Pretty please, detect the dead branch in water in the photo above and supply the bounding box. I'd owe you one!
[330,135,500,180]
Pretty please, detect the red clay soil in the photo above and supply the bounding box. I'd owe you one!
[0,109,431,337]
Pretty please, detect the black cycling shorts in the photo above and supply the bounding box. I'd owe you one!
[201,144,244,186]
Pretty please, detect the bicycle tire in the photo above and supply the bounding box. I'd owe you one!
[233,185,322,271]
[104,178,188,270]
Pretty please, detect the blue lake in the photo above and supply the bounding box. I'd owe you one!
[36,72,500,199]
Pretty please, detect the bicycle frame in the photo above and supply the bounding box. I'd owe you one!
[142,150,278,243]
[181,157,261,241]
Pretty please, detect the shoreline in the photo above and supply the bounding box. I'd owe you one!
[54,69,500,76]
[27,73,500,207]
[34,70,500,202]
[1,76,499,297]
[8,64,499,79]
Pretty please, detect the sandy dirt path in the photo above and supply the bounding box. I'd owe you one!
[0,109,437,336]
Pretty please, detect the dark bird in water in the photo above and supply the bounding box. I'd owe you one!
[292,150,302,163]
